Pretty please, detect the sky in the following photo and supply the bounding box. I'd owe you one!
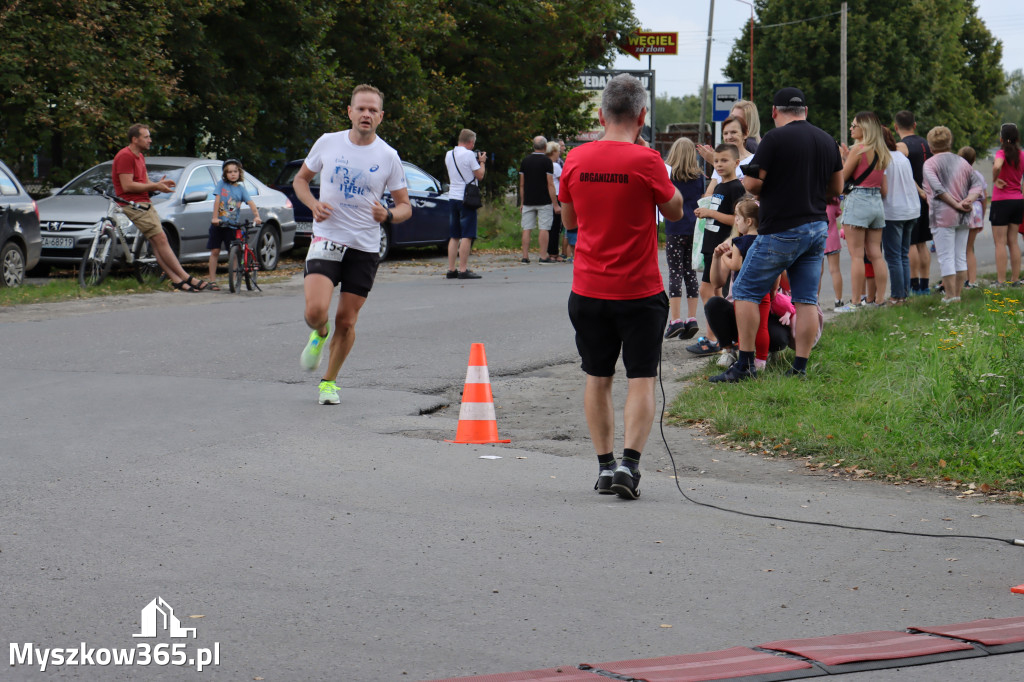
[611,0,1024,99]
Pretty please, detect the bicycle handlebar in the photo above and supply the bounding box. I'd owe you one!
[92,185,145,211]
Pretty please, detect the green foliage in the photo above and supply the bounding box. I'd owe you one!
[723,0,1004,151]
[669,290,1024,495]
[654,88,709,131]
[994,69,1024,136]
[0,0,635,191]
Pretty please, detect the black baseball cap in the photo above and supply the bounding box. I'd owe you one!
[773,87,807,107]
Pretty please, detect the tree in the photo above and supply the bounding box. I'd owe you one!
[994,69,1024,139]
[723,0,1004,150]
[0,0,186,185]
[655,88,710,131]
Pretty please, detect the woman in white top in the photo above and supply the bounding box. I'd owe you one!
[880,127,921,303]
[546,141,566,261]
[697,115,753,197]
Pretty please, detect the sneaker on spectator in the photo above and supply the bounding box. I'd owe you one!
[446,270,458,279]
[686,337,721,356]
[681,319,699,339]
[834,303,860,313]
[611,465,641,499]
[664,320,686,339]
[457,270,482,279]
[754,358,767,371]
[709,362,757,383]
[717,349,736,367]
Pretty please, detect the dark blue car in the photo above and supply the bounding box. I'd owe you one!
[272,159,451,259]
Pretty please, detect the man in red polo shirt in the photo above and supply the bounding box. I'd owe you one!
[559,74,683,499]
[112,124,214,291]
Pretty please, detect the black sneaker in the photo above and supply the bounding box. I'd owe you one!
[446,270,458,279]
[594,468,615,494]
[709,362,757,383]
[681,319,699,339]
[457,270,482,279]
[611,465,641,499]
[686,337,721,356]
[785,367,808,378]
[664,320,686,339]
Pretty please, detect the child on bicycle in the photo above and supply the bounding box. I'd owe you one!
[208,159,261,288]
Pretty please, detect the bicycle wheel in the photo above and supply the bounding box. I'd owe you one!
[244,246,257,291]
[78,221,115,288]
[131,234,163,282]
[228,245,243,293]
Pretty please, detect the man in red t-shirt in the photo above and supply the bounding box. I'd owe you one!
[558,74,682,499]
[112,124,215,291]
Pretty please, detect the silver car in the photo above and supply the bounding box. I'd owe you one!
[36,157,296,271]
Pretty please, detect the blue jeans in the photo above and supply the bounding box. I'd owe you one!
[449,199,478,240]
[882,218,915,298]
[732,221,827,306]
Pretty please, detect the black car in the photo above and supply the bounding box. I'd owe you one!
[0,160,42,287]
[272,159,451,259]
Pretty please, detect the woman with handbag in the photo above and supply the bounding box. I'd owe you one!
[841,111,890,307]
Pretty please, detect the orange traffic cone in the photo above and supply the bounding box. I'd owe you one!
[445,343,510,444]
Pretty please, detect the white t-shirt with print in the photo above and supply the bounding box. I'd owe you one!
[445,146,481,202]
[303,131,407,254]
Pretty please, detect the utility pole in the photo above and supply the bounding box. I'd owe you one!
[698,0,715,146]
[840,1,847,143]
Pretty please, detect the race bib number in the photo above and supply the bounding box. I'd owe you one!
[307,236,348,263]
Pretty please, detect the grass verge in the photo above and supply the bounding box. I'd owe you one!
[668,287,1024,501]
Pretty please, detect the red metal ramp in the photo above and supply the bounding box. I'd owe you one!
[910,616,1024,654]
[585,646,822,682]
[757,630,984,674]
[424,666,605,682]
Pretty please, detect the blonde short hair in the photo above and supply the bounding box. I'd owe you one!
[927,126,953,153]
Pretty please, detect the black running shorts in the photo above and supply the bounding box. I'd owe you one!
[568,291,669,378]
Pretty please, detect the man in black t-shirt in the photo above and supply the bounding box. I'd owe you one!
[894,110,933,294]
[711,87,843,382]
[518,136,561,263]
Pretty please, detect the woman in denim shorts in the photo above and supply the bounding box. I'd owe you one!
[841,111,891,306]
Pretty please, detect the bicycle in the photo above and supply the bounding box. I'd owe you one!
[78,186,162,288]
[227,221,262,293]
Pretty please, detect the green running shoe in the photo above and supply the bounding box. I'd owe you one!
[318,380,340,405]
[300,324,330,371]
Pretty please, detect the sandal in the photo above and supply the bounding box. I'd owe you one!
[186,275,216,291]
[171,279,199,293]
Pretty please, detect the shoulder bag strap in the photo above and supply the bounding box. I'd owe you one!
[451,147,477,186]
[850,151,878,187]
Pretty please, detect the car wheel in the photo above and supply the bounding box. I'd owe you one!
[379,224,391,261]
[256,224,280,271]
[1,241,26,287]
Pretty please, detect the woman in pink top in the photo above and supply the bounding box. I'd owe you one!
[990,123,1023,285]
[923,126,984,303]
[841,111,890,306]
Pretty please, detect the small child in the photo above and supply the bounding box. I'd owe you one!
[958,146,987,288]
[823,196,849,311]
[708,198,774,372]
[208,159,261,287]
[688,144,745,357]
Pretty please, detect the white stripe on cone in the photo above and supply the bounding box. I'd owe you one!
[465,366,489,383]
[459,402,497,421]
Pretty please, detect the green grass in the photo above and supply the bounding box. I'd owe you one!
[669,288,1024,499]
[0,271,169,305]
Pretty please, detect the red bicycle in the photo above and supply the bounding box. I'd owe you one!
[227,221,261,293]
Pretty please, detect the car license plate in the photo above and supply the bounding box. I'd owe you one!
[42,236,75,249]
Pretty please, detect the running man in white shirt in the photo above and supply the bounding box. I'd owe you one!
[292,84,413,404]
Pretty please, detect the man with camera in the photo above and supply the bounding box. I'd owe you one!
[444,129,486,279]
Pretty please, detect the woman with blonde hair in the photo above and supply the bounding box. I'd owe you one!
[662,137,706,339]
[841,111,890,306]
[545,141,566,261]
[730,99,761,152]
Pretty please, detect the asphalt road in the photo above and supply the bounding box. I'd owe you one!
[3,237,1023,681]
